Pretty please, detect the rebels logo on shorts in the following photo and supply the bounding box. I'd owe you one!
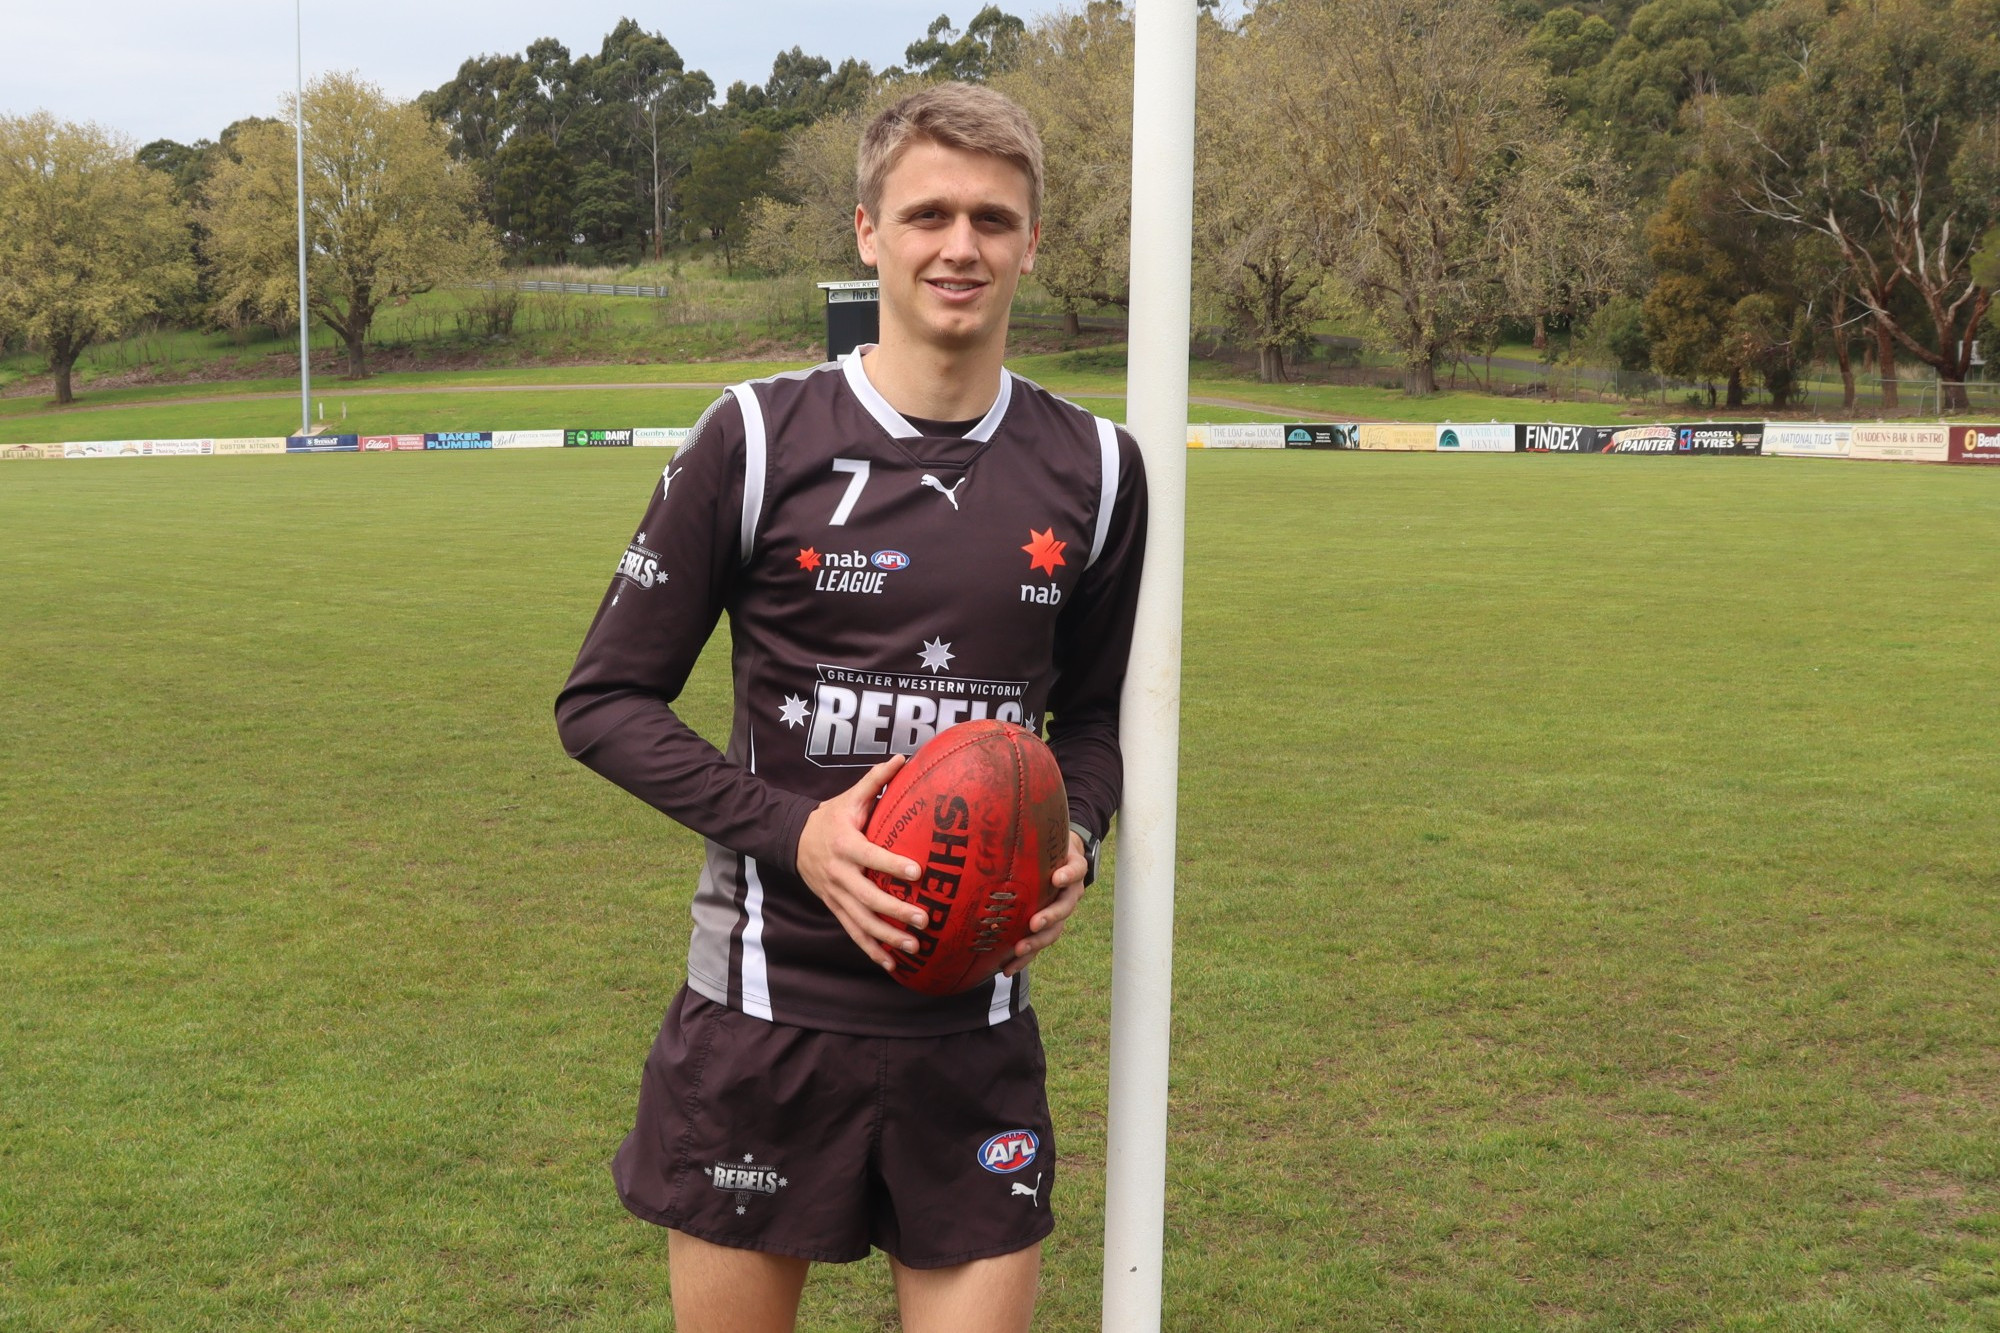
[977,1129,1040,1174]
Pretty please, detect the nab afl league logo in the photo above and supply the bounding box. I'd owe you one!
[977,1129,1041,1174]
[872,549,911,571]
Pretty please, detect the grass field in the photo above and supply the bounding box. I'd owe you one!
[4,451,1997,1330]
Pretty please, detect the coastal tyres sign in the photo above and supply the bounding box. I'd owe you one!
[286,435,359,453]
[1949,424,2000,464]
[493,430,565,449]
[1763,424,1852,457]
[1675,423,1764,454]
[1516,424,1604,452]
[1282,423,1358,449]
[64,440,142,458]
[1850,424,1950,462]
[426,432,492,450]
[565,429,634,448]
[1359,423,1436,451]
[1602,425,1678,453]
[1436,423,1513,452]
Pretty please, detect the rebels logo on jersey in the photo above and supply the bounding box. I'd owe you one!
[803,664,1028,766]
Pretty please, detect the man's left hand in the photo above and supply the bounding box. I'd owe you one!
[1003,830,1089,977]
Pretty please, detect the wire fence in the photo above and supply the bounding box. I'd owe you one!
[468,279,671,299]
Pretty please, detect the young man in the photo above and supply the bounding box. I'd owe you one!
[556,82,1148,1333]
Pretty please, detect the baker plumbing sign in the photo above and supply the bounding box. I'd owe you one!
[1950,425,2000,463]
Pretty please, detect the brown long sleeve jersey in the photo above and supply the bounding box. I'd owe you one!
[556,353,1148,1036]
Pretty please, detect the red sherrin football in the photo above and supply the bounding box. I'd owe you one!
[864,719,1069,997]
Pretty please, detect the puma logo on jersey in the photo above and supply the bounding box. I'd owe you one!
[661,465,682,496]
[920,474,965,510]
[1012,1174,1043,1207]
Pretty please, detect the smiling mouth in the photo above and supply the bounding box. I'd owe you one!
[927,278,987,294]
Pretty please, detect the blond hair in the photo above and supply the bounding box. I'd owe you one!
[857,82,1044,223]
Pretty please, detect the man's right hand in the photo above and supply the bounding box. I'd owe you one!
[795,755,931,972]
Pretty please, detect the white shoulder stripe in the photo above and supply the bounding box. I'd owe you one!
[1088,416,1119,568]
[727,382,767,565]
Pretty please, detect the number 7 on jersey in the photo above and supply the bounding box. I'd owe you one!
[828,458,870,526]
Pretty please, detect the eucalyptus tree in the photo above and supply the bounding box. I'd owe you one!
[0,113,193,403]
[204,74,494,378]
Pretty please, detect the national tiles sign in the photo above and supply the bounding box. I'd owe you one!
[1763,424,1852,458]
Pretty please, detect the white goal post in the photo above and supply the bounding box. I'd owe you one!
[1103,1,1197,1330]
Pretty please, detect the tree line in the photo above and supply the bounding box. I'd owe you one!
[2,1,1996,404]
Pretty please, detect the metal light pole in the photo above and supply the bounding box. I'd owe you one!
[1102,0,1196,1329]
[295,0,311,436]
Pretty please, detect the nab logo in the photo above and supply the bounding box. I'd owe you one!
[977,1129,1041,1174]
[872,549,911,571]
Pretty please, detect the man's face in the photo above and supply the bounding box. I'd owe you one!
[856,139,1039,352]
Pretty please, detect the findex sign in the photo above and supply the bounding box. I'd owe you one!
[1517,424,1600,452]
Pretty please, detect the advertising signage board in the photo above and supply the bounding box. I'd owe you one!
[1281,423,1357,449]
[1949,424,2000,464]
[1602,425,1677,453]
[425,432,492,450]
[493,430,563,449]
[1850,425,1950,462]
[1763,424,1851,457]
[1516,424,1603,452]
[1359,423,1435,451]
[1675,423,1763,454]
[285,435,359,453]
[565,429,634,448]
[1436,423,1513,452]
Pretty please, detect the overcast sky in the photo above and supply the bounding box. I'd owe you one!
[8,2,987,146]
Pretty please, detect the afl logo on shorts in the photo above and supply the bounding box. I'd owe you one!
[872,549,911,571]
[977,1129,1040,1174]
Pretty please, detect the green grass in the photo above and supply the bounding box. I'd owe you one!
[5,450,1999,1330]
[0,350,1637,446]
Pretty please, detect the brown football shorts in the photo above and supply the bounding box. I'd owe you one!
[611,986,1057,1267]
